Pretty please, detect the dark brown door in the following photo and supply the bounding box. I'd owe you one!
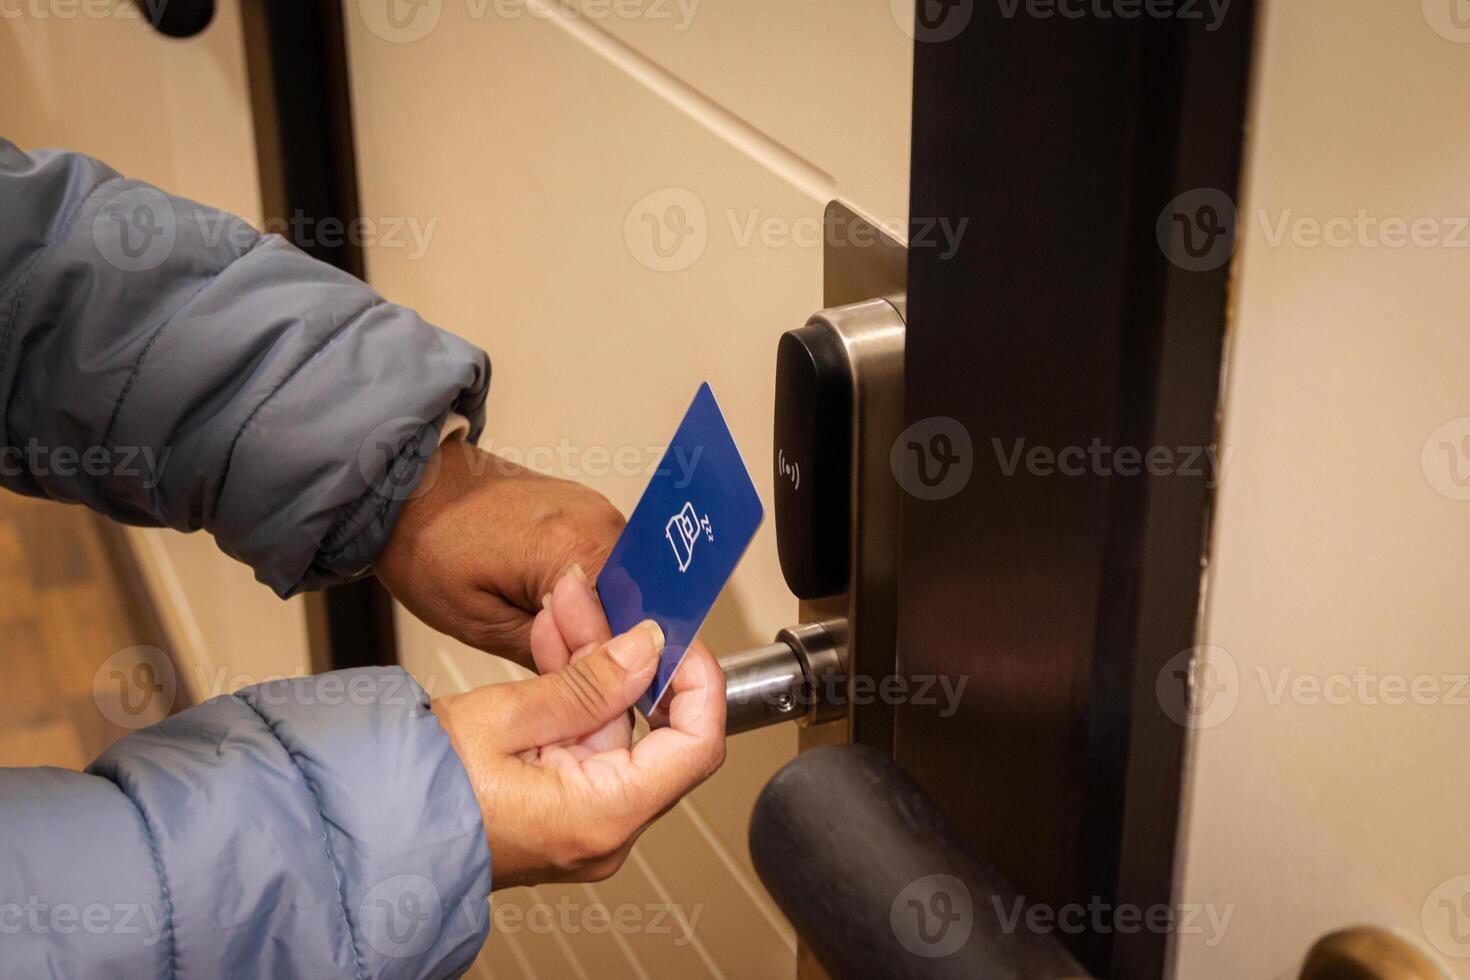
[895,6,1256,976]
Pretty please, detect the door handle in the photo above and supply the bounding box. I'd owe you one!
[750,743,1087,979]
[1299,927,1445,980]
[134,0,214,37]
[746,750,1453,978]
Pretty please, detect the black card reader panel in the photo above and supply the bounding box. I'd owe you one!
[774,323,852,600]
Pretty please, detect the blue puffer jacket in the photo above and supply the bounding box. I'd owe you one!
[0,140,494,978]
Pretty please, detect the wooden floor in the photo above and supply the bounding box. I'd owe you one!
[0,492,175,770]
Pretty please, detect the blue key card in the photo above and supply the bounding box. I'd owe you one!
[597,383,764,715]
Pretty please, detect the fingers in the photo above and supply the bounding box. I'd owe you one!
[617,640,727,809]
[530,607,572,673]
[550,566,613,654]
[456,635,724,890]
[530,565,612,674]
[664,641,725,737]
[645,638,714,729]
[555,643,724,866]
[548,569,632,746]
[532,567,633,752]
[496,620,664,750]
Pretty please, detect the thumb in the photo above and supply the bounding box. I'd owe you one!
[500,620,663,749]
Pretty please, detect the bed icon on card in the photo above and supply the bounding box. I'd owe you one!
[597,383,764,715]
[665,502,713,573]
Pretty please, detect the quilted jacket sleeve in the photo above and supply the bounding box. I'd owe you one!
[0,668,493,979]
[0,138,490,596]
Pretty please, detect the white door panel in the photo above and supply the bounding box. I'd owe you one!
[347,2,912,976]
[559,0,914,223]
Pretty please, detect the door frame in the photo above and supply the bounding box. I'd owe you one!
[897,6,1257,976]
[239,0,398,672]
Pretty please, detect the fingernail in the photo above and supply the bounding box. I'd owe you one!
[541,593,553,612]
[605,619,664,671]
[566,563,589,584]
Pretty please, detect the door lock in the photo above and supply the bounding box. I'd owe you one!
[717,202,906,740]
[722,621,845,735]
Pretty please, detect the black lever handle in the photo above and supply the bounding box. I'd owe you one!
[750,745,1089,979]
[135,0,214,37]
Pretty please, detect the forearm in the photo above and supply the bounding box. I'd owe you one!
[0,138,490,595]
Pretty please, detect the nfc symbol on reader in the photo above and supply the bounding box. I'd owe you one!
[666,502,714,573]
[777,449,800,491]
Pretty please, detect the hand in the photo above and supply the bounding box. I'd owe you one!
[375,438,626,670]
[432,619,727,888]
[528,565,719,751]
[528,564,631,753]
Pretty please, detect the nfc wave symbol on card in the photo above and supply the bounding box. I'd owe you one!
[665,501,713,573]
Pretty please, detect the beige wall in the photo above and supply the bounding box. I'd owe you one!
[1173,1,1470,976]
[343,1,912,976]
[0,1,311,700]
